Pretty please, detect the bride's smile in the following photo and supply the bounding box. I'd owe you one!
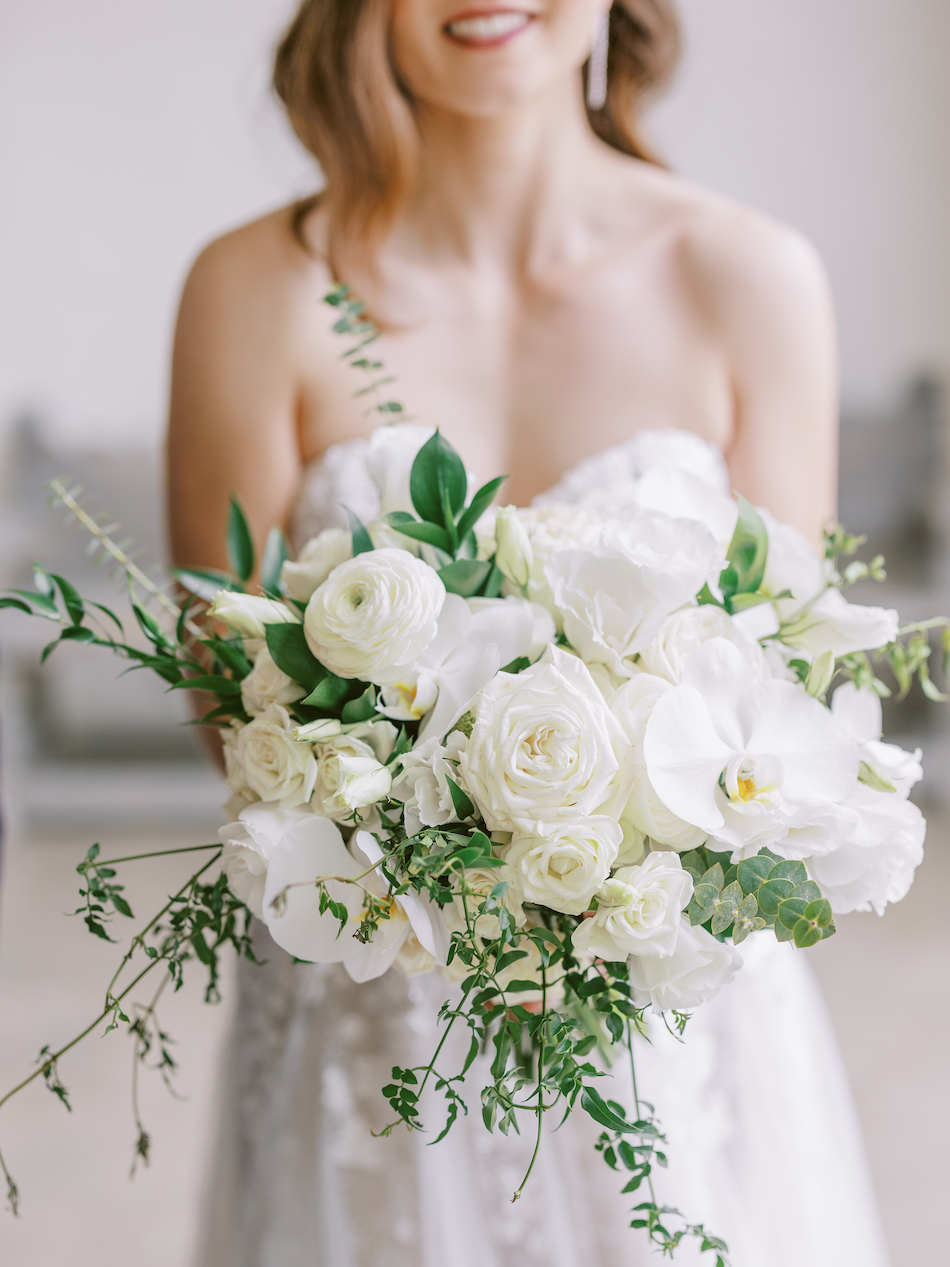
[442,8,538,48]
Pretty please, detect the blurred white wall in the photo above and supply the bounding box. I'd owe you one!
[1,0,948,452]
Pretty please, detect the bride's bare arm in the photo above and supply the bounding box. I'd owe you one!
[166,216,310,574]
[689,212,839,543]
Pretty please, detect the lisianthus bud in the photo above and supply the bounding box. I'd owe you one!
[209,592,301,640]
[493,505,533,589]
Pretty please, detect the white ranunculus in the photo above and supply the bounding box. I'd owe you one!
[240,646,307,716]
[761,512,899,657]
[494,504,534,588]
[219,803,311,918]
[636,605,767,685]
[504,816,623,915]
[572,852,693,961]
[627,918,742,1012]
[281,528,352,602]
[230,704,318,808]
[807,785,925,916]
[209,592,301,640]
[304,547,445,684]
[442,863,526,940]
[643,639,859,860]
[379,594,553,743]
[390,731,469,836]
[459,645,631,833]
[611,675,708,853]
[546,510,719,679]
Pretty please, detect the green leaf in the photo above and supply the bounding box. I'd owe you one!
[58,626,97,646]
[767,859,808,885]
[170,566,243,601]
[581,1087,636,1134]
[696,583,725,609]
[438,560,492,597]
[482,562,505,599]
[50,573,85,626]
[132,603,173,652]
[729,590,773,613]
[737,854,773,894]
[228,495,255,583]
[169,674,242,696]
[755,878,794,917]
[0,596,32,614]
[341,685,377,723]
[392,519,453,553]
[265,622,325,691]
[260,527,289,596]
[456,475,507,543]
[805,649,835,699]
[500,656,530,675]
[302,673,351,710]
[410,430,468,526]
[342,505,374,557]
[446,776,475,821]
[10,587,59,615]
[720,495,768,602]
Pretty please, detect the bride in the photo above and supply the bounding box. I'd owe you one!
[167,2,888,1264]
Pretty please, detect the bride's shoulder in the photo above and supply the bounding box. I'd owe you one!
[620,164,833,332]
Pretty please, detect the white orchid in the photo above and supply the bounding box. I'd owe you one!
[643,639,860,861]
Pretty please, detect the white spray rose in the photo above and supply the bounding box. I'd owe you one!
[313,721,397,819]
[459,645,631,833]
[209,592,301,640]
[636,605,767,685]
[627,918,741,1012]
[546,510,719,679]
[611,675,707,853]
[390,731,469,835]
[218,803,311,918]
[572,852,693,961]
[230,704,318,808]
[494,504,534,588]
[240,647,307,716]
[280,528,352,602]
[504,816,622,915]
[304,547,446,684]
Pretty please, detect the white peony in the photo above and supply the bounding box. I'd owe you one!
[304,547,446,684]
[390,731,469,836]
[627,918,742,1011]
[572,852,693,961]
[611,675,708,853]
[240,646,307,716]
[636,604,767,685]
[643,639,859,860]
[219,803,311,918]
[459,645,631,833]
[546,510,719,679]
[504,816,623,915]
[209,592,301,640]
[227,704,318,808]
[281,528,352,602]
[379,594,554,743]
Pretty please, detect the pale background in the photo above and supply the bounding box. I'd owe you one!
[1,1,948,1264]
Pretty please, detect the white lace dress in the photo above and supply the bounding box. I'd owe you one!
[194,432,890,1267]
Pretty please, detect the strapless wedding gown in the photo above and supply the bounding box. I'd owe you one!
[194,433,890,1267]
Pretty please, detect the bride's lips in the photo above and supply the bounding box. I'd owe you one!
[442,8,537,48]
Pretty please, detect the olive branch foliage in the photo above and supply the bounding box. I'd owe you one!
[0,288,943,1266]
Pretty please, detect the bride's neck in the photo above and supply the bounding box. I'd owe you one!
[395,84,606,273]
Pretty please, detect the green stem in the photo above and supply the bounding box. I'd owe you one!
[82,843,221,869]
[512,962,547,1202]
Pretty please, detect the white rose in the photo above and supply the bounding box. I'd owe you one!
[546,510,719,679]
[504,816,622,915]
[442,863,526,940]
[218,803,311,918]
[627,918,741,1011]
[636,605,767,685]
[231,704,318,808]
[393,933,437,977]
[494,504,534,588]
[390,731,469,835]
[280,528,352,602]
[240,647,307,716]
[611,675,707,852]
[304,548,446,684]
[459,645,631,832]
[313,726,395,819]
[208,592,302,640]
[571,852,693,961]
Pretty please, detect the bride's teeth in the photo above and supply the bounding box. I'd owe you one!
[446,12,531,42]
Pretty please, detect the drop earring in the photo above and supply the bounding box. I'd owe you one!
[587,10,609,110]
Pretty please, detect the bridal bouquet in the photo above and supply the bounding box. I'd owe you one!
[0,296,943,1265]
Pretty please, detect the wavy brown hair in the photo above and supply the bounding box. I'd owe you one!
[274,1,680,264]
